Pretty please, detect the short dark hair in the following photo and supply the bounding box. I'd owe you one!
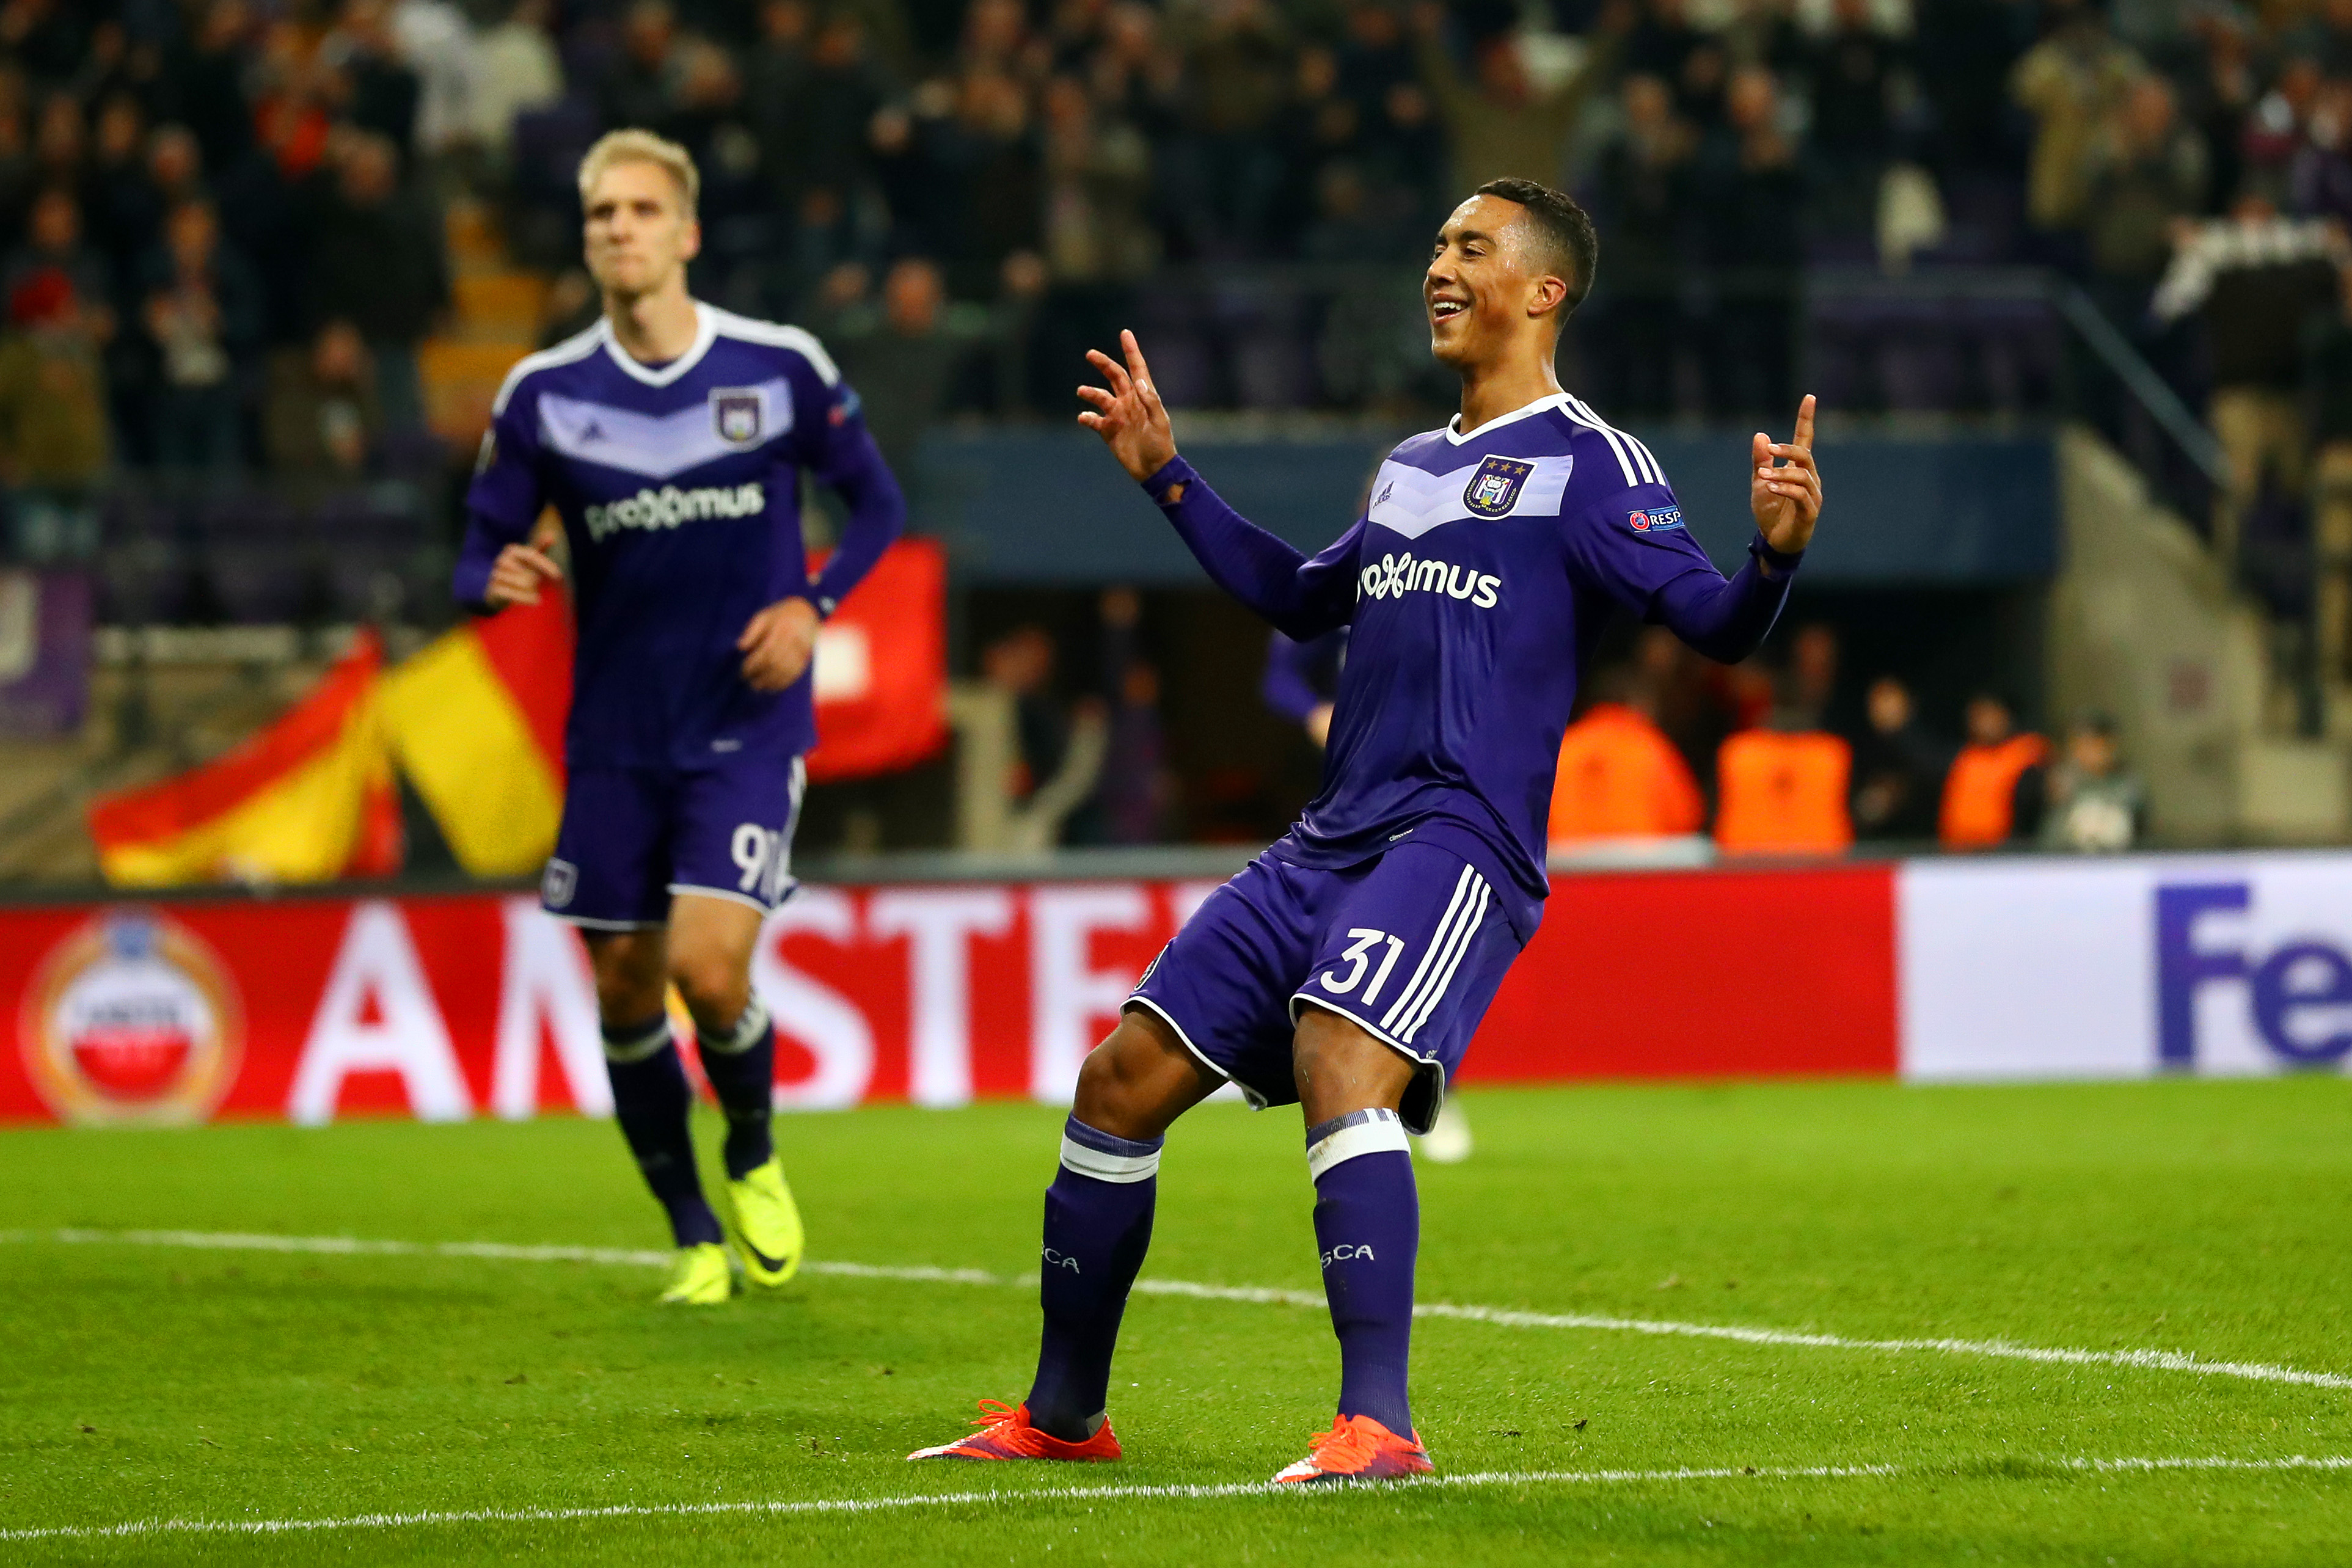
[1473,177,1599,318]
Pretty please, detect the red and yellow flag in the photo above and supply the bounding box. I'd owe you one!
[88,630,401,886]
[380,589,572,877]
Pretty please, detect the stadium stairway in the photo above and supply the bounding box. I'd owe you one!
[2047,426,2348,844]
[420,199,547,451]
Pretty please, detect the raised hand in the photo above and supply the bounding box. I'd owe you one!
[1077,329,1178,483]
[738,595,820,693]
[1750,393,1822,556]
[484,542,564,608]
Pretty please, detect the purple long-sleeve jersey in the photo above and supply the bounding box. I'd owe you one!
[1146,391,1799,938]
[455,304,904,770]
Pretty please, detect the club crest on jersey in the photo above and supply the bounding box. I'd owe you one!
[1463,455,1533,517]
[710,388,764,447]
[1627,506,1685,534]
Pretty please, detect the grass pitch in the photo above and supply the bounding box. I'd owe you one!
[4,1078,2351,1564]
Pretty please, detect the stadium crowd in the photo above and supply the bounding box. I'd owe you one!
[10,0,2352,501]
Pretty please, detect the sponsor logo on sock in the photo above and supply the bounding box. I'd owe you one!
[1320,1243,1375,1268]
[1043,1247,1082,1273]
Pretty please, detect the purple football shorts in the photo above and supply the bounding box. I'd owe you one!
[539,756,806,928]
[1128,842,1522,1133]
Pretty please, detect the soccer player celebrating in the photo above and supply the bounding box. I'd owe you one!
[911,178,1821,1479]
[456,131,903,1305]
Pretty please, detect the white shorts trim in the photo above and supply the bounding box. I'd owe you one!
[1289,994,1448,1135]
[667,883,780,915]
[1121,996,1266,1110]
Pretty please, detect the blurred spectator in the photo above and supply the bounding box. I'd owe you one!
[2040,710,2146,851]
[1585,73,1696,418]
[2154,193,2345,569]
[602,1,681,135]
[84,93,150,279]
[261,318,380,486]
[2241,56,2323,200]
[2293,78,2352,232]
[2010,0,2144,247]
[1781,621,1838,729]
[832,257,961,480]
[1090,587,1171,844]
[1714,713,1853,855]
[1263,625,1347,746]
[981,621,1106,850]
[472,0,565,173]
[30,89,94,227]
[2175,7,2256,219]
[141,200,258,478]
[755,5,888,265]
[1040,73,1156,282]
[1806,0,1908,239]
[2082,75,2207,320]
[385,0,481,162]
[1938,691,2048,848]
[2,188,112,343]
[2308,260,2352,685]
[1849,674,1951,841]
[324,0,423,155]
[1414,1,1620,198]
[0,267,108,561]
[1547,665,1704,844]
[1626,0,1725,130]
[1169,0,1293,255]
[1915,0,2036,180]
[2287,0,2352,78]
[169,1,257,177]
[301,131,448,431]
[250,14,338,183]
[1698,66,1803,418]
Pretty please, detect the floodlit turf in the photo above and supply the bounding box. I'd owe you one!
[3,1078,2351,1565]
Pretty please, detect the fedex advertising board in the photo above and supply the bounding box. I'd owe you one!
[1900,852,2352,1081]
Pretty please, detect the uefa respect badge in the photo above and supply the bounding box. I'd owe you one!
[20,909,244,1126]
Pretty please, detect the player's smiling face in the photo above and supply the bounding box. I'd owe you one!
[1424,195,1557,370]
[582,160,701,300]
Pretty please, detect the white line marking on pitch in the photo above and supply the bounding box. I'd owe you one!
[9,1456,2352,1545]
[16,1227,2352,1393]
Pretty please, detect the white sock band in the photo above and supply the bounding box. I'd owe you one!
[601,1018,671,1064]
[1306,1107,1409,1181]
[699,996,770,1056]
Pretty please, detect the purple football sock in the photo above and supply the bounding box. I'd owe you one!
[696,997,777,1180]
[1308,1107,1419,1437]
[1025,1115,1161,1442]
[601,1015,723,1248]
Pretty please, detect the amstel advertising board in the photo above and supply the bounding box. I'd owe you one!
[4,851,2345,1126]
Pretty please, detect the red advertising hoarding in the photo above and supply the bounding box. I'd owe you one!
[1,863,1900,1127]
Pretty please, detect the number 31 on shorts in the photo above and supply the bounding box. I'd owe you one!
[1318,927,1406,1007]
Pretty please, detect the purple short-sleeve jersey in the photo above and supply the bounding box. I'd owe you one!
[458,304,899,770]
[1271,393,1777,936]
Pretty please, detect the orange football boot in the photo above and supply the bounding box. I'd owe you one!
[1271,1414,1434,1483]
[907,1399,1123,1462]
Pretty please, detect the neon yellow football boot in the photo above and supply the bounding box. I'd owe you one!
[727,1157,805,1288]
[659,1241,734,1305]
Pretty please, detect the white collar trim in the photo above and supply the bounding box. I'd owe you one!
[600,302,717,387]
[1445,391,1572,445]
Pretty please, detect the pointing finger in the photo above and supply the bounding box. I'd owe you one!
[1792,393,1816,450]
[1121,328,1153,392]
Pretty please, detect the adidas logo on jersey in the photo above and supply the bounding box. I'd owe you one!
[1359,550,1500,607]
[583,481,767,541]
